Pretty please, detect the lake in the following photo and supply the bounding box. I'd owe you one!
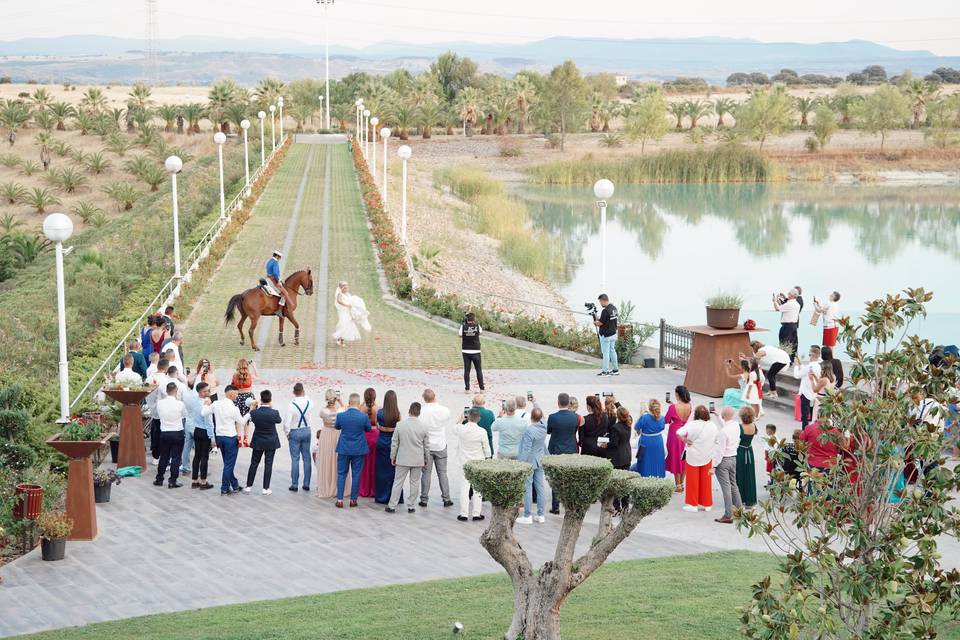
[519,182,960,353]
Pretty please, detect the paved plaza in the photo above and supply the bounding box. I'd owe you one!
[3,367,784,638]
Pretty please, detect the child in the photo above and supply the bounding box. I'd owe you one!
[763,424,777,486]
[311,429,322,468]
[779,429,804,491]
[145,352,160,379]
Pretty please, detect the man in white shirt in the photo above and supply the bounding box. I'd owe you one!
[146,358,171,463]
[418,388,454,508]
[454,408,492,521]
[793,345,822,428]
[711,406,743,524]
[748,341,791,397]
[161,331,185,371]
[284,382,313,492]
[814,291,841,349]
[773,288,801,360]
[115,354,143,385]
[155,382,187,488]
[203,385,247,494]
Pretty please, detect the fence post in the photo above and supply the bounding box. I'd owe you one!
[658,318,665,368]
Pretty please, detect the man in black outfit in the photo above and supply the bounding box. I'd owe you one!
[595,294,619,377]
[460,313,484,392]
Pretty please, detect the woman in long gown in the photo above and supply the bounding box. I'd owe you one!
[333,281,369,346]
[374,390,401,504]
[722,358,763,416]
[358,387,379,498]
[664,385,691,492]
[634,399,666,478]
[736,406,758,507]
[315,389,343,498]
[231,358,259,447]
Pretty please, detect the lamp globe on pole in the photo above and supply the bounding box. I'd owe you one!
[380,127,391,205]
[269,104,277,151]
[277,96,284,140]
[43,212,74,422]
[214,132,227,221]
[592,178,614,291]
[240,119,251,194]
[164,155,184,283]
[370,116,379,181]
[397,144,412,246]
[363,108,371,158]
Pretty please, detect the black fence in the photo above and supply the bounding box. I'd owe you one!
[658,318,692,369]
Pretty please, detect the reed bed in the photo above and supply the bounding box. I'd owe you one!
[528,145,774,185]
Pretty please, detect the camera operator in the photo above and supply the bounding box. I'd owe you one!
[459,312,484,392]
[593,294,619,377]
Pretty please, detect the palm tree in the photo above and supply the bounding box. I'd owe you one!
[72,110,95,135]
[795,96,816,127]
[8,233,50,266]
[182,103,205,135]
[455,87,483,136]
[80,88,108,114]
[127,82,153,113]
[0,182,26,205]
[486,92,515,135]
[46,167,87,194]
[290,102,315,133]
[32,110,56,131]
[225,103,251,135]
[415,101,443,139]
[18,160,40,177]
[829,85,860,126]
[902,79,939,128]
[668,102,686,130]
[512,77,537,134]
[589,93,606,132]
[23,187,61,213]
[208,79,242,133]
[123,155,152,178]
[46,101,75,131]
[713,97,736,127]
[155,104,179,133]
[83,151,111,175]
[29,88,52,110]
[684,100,714,128]
[0,211,23,234]
[103,183,142,211]
[105,133,135,156]
[70,201,103,224]
[331,102,352,130]
[139,164,166,192]
[0,100,32,141]
[384,101,416,140]
[254,78,285,111]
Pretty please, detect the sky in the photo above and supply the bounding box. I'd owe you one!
[2,0,960,56]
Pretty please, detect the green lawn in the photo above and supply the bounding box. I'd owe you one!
[24,552,777,640]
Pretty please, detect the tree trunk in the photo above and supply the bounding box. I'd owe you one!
[423,126,431,139]
[717,114,725,127]
[880,132,885,153]
[560,112,566,151]
[517,117,525,134]
[801,113,808,127]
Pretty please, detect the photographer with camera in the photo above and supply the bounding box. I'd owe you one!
[589,294,619,377]
[459,312,484,392]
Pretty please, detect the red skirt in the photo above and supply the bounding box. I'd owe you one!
[822,326,839,347]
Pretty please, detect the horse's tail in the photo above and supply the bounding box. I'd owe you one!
[224,293,245,325]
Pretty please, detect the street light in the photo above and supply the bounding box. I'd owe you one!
[269,104,277,151]
[593,178,615,292]
[318,95,325,130]
[355,98,363,140]
[277,96,284,140]
[370,116,379,182]
[398,145,411,246]
[240,119,251,195]
[43,212,73,423]
[380,127,391,206]
[363,108,370,158]
[317,0,334,130]
[214,132,227,221]
[164,155,184,285]
[257,111,266,166]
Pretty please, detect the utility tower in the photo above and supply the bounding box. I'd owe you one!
[144,0,159,85]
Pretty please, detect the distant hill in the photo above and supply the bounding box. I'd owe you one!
[1,34,959,84]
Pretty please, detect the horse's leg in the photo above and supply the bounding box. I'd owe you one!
[278,316,285,347]
[286,312,301,346]
[237,312,246,345]
[248,313,260,352]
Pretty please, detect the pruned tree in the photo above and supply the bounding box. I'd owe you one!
[853,84,910,152]
[464,456,672,640]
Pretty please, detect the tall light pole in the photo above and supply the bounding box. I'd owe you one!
[369,116,378,182]
[380,127,391,206]
[269,104,277,151]
[318,95,324,130]
[258,110,266,166]
[43,212,73,423]
[240,119,251,195]
[363,108,370,158]
[214,132,227,221]
[355,98,362,140]
[398,145,411,246]
[317,0,334,130]
[165,155,184,284]
[277,96,284,140]
[593,178,615,292]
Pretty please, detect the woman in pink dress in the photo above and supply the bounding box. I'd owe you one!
[358,387,379,498]
[664,385,692,493]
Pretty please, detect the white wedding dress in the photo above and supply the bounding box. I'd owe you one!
[333,290,371,343]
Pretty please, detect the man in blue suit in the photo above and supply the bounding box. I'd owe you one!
[546,393,580,515]
[334,392,371,508]
[516,407,548,524]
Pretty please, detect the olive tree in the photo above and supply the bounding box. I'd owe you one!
[464,456,672,640]
[733,86,795,151]
[625,90,670,154]
[737,288,960,639]
[853,84,911,152]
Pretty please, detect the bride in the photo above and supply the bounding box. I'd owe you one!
[333,281,371,346]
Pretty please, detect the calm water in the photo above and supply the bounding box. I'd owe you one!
[519,183,960,352]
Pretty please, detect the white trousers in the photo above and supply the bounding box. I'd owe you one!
[459,469,483,517]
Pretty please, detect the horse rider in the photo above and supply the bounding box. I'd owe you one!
[264,250,288,313]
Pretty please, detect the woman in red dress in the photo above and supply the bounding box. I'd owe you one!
[357,387,379,498]
[664,385,692,493]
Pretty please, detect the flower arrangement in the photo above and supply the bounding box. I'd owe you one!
[37,511,73,540]
[705,292,744,309]
[93,468,122,487]
[59,416,103,442]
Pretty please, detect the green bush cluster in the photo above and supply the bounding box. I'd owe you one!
[463,458,532,507]
[624,477,675,517]
[542,454,613,511]
[529,145,774,185]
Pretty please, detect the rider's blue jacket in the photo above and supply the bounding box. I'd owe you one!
[266,257,281,280]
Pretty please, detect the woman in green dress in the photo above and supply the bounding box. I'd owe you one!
[736,406,758,507]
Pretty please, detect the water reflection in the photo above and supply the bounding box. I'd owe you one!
[520,183,960,280]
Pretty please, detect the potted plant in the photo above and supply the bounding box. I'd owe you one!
[93,468,121,503]
[37,511,73,561]
[705,292,744,330]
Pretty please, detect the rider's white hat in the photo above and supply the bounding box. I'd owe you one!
[272,249,283,257]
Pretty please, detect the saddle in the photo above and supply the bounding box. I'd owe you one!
[259,278,280,298]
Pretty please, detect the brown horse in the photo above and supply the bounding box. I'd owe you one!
[224,270,314,351]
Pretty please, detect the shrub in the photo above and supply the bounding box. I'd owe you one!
[463,458,531,506]
[545,133,562,149]
[37,510,73,539]
[103,183,142,211]
[598,132,623,148]
[46,167,88,194]
[434,166,505,201]
[83,151,112,175]
[71,201,104,224]
[0,153,20,169]
[18,160,40,177]
[498,139,523,157]
[59,416,103,441]
[23,187,61,213]
[705,291,744,309]
[0,182,27,205]
[804,136,819,152]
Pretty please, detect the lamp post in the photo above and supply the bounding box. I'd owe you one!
[257,110,266,167]
[380,127,391,205]
[164,155,184,286]
[363,108,370,158]
[398,145,411,246]
[370,116,379,182]
[269,105,277,151]
[318,95,324,130]
[214,132,227,221]
[355,98,363,140]
[593,178,615,292]
[317,0,334,130]
[240,119,251,196]
[43,212,73,422]
[277,96,284,140]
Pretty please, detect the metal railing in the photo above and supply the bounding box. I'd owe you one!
[658,318,693,369]
[69,136,288,410]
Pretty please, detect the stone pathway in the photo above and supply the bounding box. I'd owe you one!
[2,368,782,638]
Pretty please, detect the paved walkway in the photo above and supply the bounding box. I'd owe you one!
[2,368,779,637]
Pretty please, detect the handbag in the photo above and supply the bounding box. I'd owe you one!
[635,442,645,464]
